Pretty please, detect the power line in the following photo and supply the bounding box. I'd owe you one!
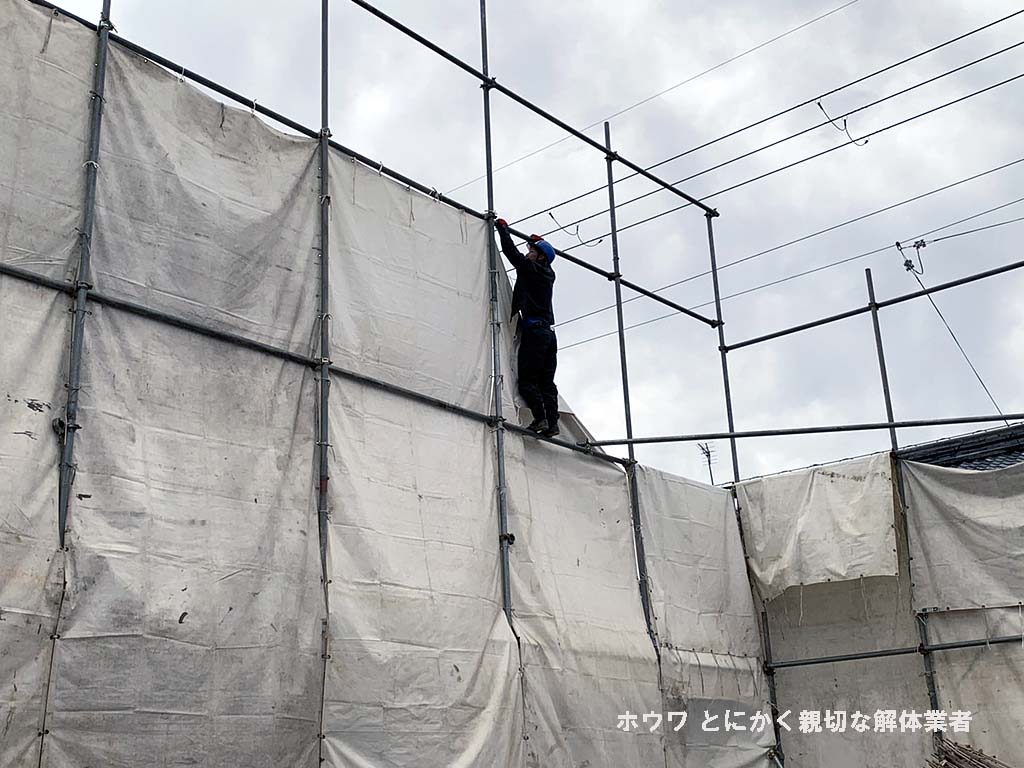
[908,270,1008,422]
[560,199,1024,351]
[553,155,1024,330]
[928,214,1024,244]
[445,0,862,195]
[510,8,1024,227]
[561,69,1024,252]
[539,40,1024,239]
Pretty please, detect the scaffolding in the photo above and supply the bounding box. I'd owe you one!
[5,0,1023,764]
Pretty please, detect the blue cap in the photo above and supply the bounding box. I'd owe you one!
[530,237,556,264]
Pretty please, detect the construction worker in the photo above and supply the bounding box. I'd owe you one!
[495,217,559,438]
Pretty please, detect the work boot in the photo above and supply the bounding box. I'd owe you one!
[541,420,560,438]
[526,418,548,434]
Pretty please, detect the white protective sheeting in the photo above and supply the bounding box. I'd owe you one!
[505,438,663,767]
[329,154,494,412]
[767,574,932,767]
[636,467,759,657]
[42,305,324,767]
[322,376,522,767]
[903,460,1024,612]
[0,276,66,768]
[736,453,898,600]
[92,43,320,354]
[928,608,1024,766]
[661,649,773,768]
[636,467,772,767]
[0,0,91,278]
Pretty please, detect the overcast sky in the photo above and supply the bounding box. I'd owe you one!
[55,0,1024,482]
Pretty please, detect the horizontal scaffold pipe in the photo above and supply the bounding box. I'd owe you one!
[769,633,1024,671]
[0,262,628,467]
[586,413,1024,447]
[345,0,718,217]
[27,0,717,329]
[726,255,1024,351]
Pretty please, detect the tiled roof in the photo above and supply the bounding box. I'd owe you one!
[898,423,1024,470]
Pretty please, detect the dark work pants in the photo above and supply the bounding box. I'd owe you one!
[518,325,559,425]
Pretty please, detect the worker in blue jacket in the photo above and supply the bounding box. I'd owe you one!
[495,218,559,438]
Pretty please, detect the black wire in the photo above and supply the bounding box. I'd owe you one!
[909,271,1008,423]
[541,40,1024,238]
[560,200,1024,351]
[560,70,1024,253]
[929,215,1024,244]
[447,0,863,196]
[553,155,1024,330]
[510,8,1024,227]
[540,38,1019,237]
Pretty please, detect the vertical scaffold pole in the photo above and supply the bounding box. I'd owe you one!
[479,0,513,621]
[317,0,332,581]
[42,4,114,761]
[707,214,784,763]
[868,268,943,741]
[316,0,332,758]
[705,214,739,484]
[604,122,656,650]
[865,269,898,452]
[57,0,113,547]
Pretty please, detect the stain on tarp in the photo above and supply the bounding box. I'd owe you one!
[25,399,50,413]
[13,431,36,440]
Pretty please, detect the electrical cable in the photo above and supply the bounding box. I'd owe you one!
[556,69,1024,250]
[909,271,1008,422]
[445,0,862,194]
[538,41,1024,239]
[553,155,1024,330]
[510,8,1024,226]
[559,198,1024,351]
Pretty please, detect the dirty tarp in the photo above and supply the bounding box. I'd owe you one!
[0,0,92,279]
[329,153,496,413]
[635,467,773,767]
[40,305,324,768]
[321,376,522,767]
[766,573,932,768]
[505,439,663,767]
[927,607,1024,766]
[636,467,759,657]
[0,277,66,768]
[736,453,898,601]
[91,42,321,355]
[903,460,1024,612]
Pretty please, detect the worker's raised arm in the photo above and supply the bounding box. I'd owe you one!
[495,218,527,269]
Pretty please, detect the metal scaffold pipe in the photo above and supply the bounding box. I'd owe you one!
[344,0,718,217]
[604,122,657,649]
[316,0,332,759]
[57,0,113,547]
[587,413,1024,447]
[479,0,514,621]
[727,255,1024,351]
[26,0,720,329]
[866,268,898,451]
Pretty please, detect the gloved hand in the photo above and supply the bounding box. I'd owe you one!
[495,218,508,230]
